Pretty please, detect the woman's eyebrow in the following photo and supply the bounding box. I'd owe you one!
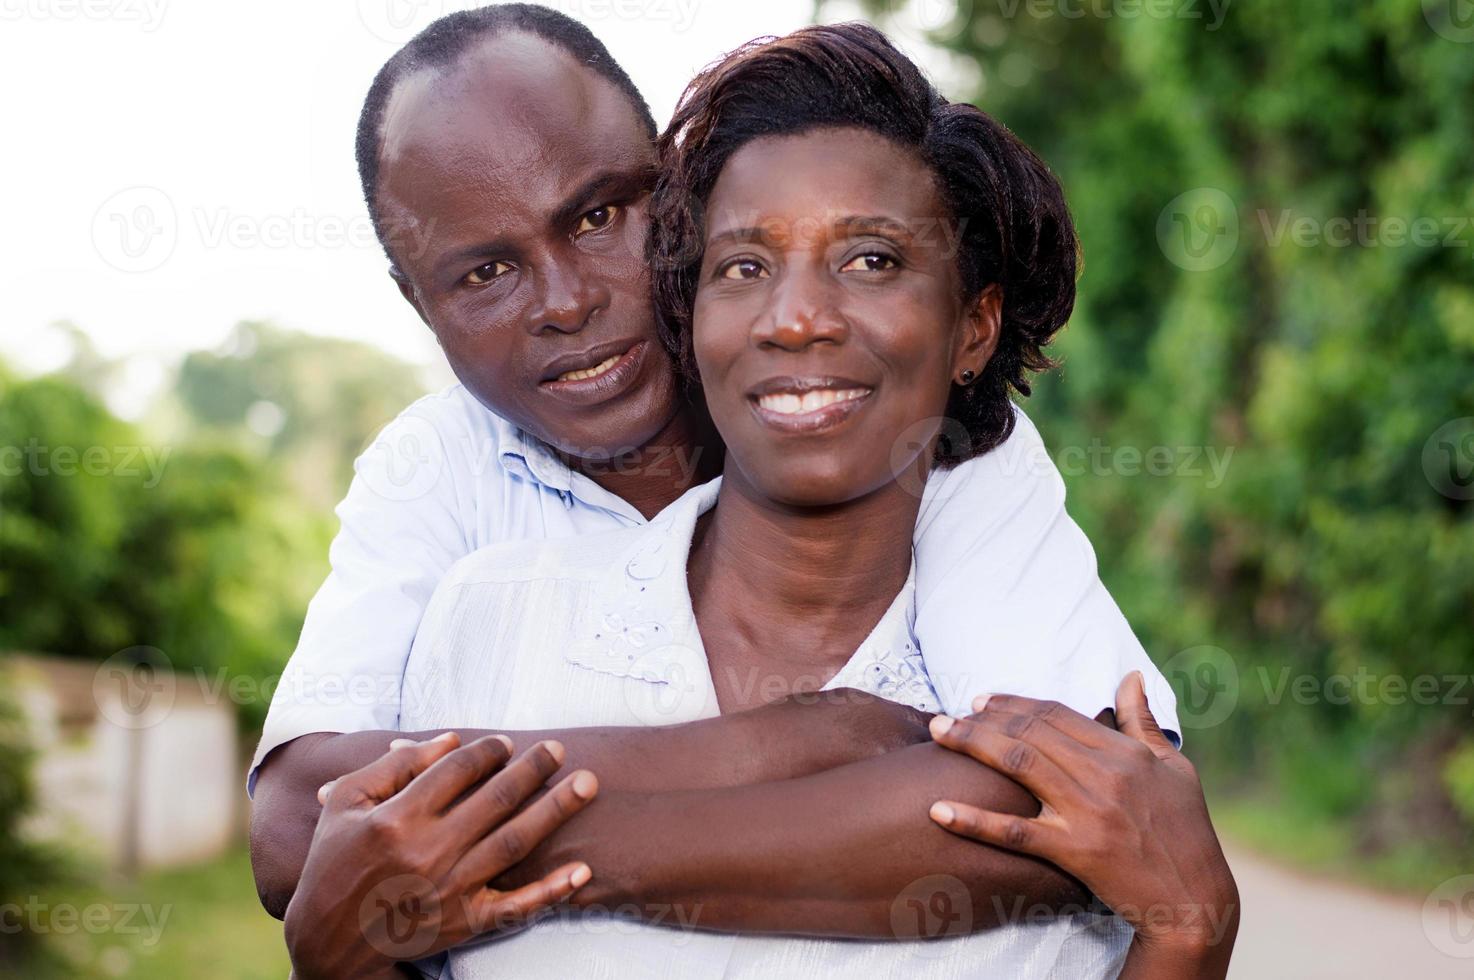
[706,215,918,251]
[832,214,915,243]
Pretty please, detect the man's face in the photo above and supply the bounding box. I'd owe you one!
[377,32,678,462]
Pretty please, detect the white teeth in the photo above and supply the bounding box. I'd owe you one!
[756,388,868,415]
[557,354,622,382]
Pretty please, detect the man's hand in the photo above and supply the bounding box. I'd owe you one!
[283,732,598,980]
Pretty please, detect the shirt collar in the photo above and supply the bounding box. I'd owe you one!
[563,477,939,714]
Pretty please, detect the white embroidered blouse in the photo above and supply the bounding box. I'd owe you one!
[400,476,1132,979]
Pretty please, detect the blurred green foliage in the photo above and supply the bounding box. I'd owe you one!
[841,0,1474,878]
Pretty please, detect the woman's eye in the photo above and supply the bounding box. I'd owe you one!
[839,252,898,273]
[576,205,620,235]
[719,259,768,281]
[464,261,513,285]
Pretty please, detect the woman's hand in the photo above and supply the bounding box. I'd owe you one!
[927,673,1239,979]
[282,733,598,980]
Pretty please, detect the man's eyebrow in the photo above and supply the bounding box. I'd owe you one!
[436,234,520,279]
[550,167,655,230]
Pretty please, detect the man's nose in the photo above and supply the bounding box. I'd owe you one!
[526,251,610,335]
[751,271,847,351]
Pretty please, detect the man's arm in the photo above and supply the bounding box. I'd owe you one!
[251,689,933,918]
[498,737,1087,938]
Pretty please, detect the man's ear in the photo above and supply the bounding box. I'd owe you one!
[953,283,1002,383]
[392,270,433,329]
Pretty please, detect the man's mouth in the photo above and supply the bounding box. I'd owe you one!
[556,353,624,383]
[539,340,649,406]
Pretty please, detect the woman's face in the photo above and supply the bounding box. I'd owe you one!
[692,126,992,508]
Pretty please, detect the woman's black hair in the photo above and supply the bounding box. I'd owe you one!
[650,22,1079,463]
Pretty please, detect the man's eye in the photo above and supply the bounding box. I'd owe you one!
[464,261,512,285]
[839,252,898,273]
[719,259,768,281]
[576,205,621,235]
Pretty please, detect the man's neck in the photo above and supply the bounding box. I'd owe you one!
[570,402,724,520]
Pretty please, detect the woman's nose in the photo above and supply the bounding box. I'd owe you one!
[752,275,847,350]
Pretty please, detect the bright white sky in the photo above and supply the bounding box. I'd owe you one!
[0,0,965,416]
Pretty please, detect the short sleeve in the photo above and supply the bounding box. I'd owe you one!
[247,393,479,794]
[911,408,1181,744]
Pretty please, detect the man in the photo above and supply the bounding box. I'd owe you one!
[250,4,1178,973]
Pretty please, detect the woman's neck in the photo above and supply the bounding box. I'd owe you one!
[688,466,924,709]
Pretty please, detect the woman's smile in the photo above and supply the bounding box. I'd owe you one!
[747,376,874,434]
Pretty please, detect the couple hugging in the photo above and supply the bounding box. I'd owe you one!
[248,5,1239,979]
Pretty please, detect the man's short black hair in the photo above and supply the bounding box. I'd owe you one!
[355,3,657,263]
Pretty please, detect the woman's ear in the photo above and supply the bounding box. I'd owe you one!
[953,283,1002,385]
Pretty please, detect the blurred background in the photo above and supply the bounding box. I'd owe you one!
[1,1,1471,976]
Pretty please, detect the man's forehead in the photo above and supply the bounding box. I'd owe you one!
[380,31,649,183]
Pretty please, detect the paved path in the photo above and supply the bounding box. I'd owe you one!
[1224,844,1473,978]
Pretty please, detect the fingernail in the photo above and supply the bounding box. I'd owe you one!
[1133,670,1146,691]
[389,738,414,750]
[972,694,992,713]
[316,780,336,804]
[433,731,458,744]
[492,733,514,752]
[930,802,956,825]
[570,863,592,888]
[571,770,598,799]
[929,715,955,738]
[544,740,566,765]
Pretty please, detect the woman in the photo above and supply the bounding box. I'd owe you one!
[298,21,1237,980]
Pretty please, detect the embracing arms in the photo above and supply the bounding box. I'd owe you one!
[252,689,950,918]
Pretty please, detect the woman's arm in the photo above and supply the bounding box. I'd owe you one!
[251,689,932,917]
